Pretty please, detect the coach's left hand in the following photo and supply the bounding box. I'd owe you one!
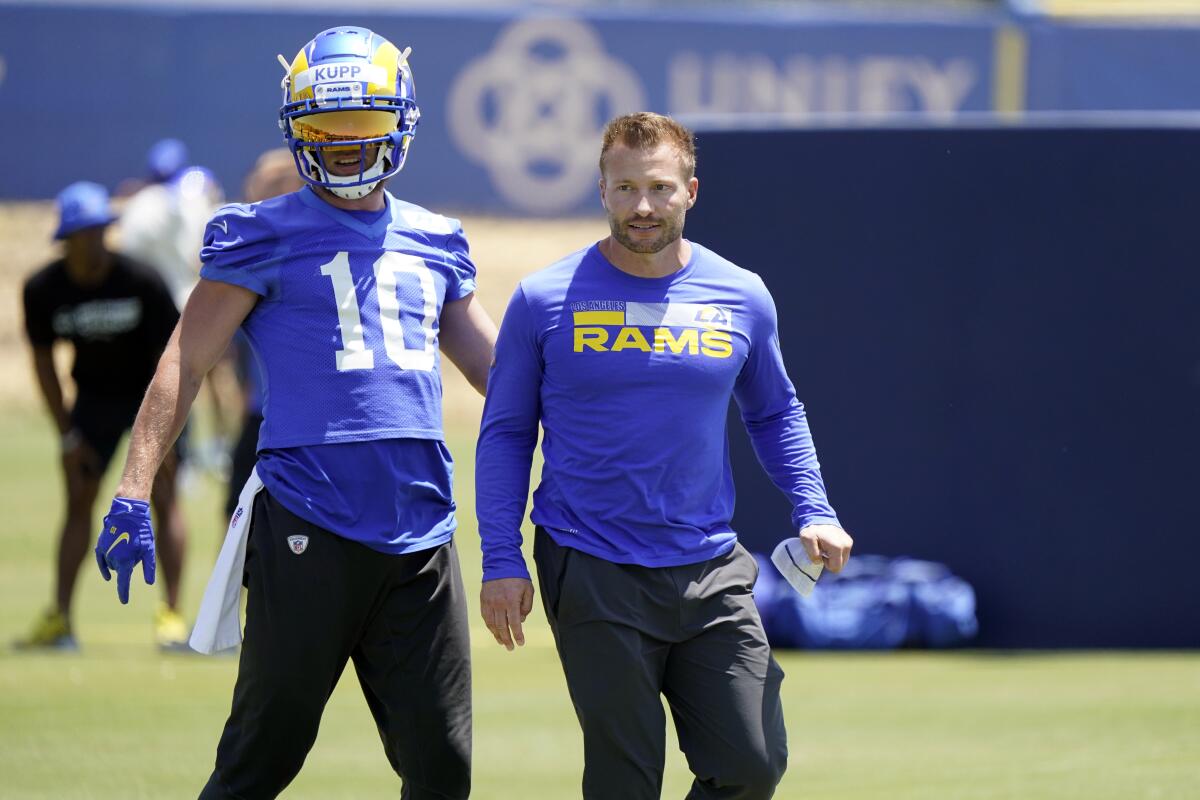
[480,578,534,651]
[95,497,157,604]
[798,523,854,573]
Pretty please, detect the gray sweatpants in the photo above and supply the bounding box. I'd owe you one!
[534,528,787,800]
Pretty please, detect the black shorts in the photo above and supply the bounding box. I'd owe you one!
[70,392,186,478]
[70,393,142,475]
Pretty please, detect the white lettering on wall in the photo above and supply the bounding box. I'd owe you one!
[669,53,977,120]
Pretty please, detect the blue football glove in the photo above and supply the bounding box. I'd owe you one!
[95,497,156,604]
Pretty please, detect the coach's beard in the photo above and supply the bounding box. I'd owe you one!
[609,213,684,255]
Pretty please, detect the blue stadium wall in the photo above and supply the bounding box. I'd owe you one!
[3,3,1200,212]
[685,125,1200,648]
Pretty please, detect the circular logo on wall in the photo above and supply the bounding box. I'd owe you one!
[448,18,646,214]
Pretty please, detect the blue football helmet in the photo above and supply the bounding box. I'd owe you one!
[279,27,420,199]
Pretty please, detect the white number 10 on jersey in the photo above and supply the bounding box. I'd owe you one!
[320,251,437,372]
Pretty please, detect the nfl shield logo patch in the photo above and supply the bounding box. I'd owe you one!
[287,535,309,555]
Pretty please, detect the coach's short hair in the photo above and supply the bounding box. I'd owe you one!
[599,112,697,179]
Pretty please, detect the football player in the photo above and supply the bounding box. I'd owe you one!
[96,27,496,799]
[17,181,190,652]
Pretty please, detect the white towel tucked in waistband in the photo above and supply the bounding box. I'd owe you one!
[189,467,264,654]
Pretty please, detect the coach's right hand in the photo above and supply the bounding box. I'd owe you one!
[95,497,157,604]
[481,578,534,651]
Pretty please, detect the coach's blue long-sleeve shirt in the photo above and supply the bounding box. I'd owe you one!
[476,242,840,581]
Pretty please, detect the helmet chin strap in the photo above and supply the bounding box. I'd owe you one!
[326,180,379,201]
[303,144,392,200]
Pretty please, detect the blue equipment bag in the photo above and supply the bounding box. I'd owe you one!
[754,553,978,649]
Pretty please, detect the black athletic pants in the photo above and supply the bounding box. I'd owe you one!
[199,491,472,800]
[534,527,788,800]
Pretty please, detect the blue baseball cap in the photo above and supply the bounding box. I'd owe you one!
[53,181,117,240]
[147,138,189,182]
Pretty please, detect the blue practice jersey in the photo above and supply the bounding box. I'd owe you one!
[200,187,476,552]
[476,242,840,581]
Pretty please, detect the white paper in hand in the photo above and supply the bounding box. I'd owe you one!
[771,538,824,597]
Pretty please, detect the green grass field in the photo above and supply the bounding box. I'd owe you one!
[2,408,1198,799]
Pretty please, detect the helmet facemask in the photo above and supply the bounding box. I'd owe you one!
[290,113,413,200]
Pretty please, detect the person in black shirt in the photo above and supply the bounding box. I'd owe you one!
[15,181,190,651]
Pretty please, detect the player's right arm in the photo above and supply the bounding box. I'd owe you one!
[115,203,274,500]
[29,346,69,436]
[98,278,255,604]
[98,203,275,604]
[114,278,258,500]
[22,277,70,436]
[27,345,88,477]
